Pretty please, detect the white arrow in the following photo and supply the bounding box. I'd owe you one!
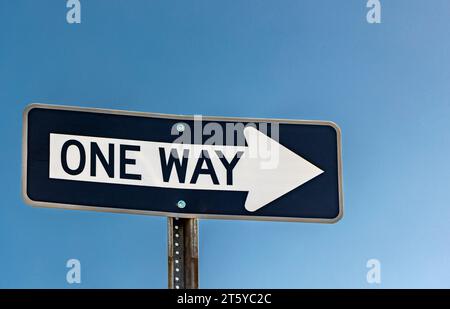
[49,127,324,212]
[236,127,324,211]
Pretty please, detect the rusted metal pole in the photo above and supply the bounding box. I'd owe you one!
[168,217,199,289]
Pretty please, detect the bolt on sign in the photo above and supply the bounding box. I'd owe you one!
[22,104,343,223]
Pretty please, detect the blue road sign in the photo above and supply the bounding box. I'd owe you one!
[22,104,343,223]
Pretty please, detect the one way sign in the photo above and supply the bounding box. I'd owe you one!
[22,104,343,223]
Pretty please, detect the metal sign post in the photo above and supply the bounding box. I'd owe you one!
[168,217,199,289]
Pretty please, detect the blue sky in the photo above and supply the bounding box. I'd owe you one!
[1,0,450,288]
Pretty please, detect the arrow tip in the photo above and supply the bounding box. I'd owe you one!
[242,127,324,212]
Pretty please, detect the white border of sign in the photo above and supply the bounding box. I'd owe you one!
[22,103,344,223]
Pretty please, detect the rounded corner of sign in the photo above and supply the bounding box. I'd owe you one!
[21,190,33,206]
[23,103,42,118]
[323,121,342,138]
[328,208,344,224]
[21,187,38,208]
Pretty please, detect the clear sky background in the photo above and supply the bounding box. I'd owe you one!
[1,0,450,288]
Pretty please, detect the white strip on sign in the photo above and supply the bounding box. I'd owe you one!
[49,129,324,212]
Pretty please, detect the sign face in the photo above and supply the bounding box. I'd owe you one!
[22,104,343,223]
